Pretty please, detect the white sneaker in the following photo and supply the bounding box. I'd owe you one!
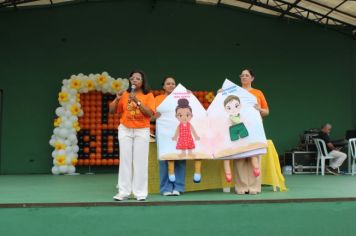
[172,190,180,196]
[136,196,147,201]
[113,193,128,201]
[222,187,231,193]
[163,192,173,196]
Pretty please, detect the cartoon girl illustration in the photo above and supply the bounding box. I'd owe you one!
[172,98,201,183]
[223,95,259,182]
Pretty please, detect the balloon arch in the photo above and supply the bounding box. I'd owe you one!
[49,72,129,175]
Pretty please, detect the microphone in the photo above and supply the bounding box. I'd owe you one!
[131,84,136,93]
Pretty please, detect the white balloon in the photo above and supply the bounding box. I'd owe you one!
[64,139,71,146]
[63,120,72,129]
[52,166,60,175]
[72,145,79,153]
[66,157,73,165]
[59,165,68,174]
[62,79,69,85]
[67,166,76,174]
[65,147,73,154]
[59,128,69,138]
[55,107,65,116]
[64,110,72,118]
[57,149,66,156]
[68,134,77,143]
[69,89,77,95]
[70,116,78,122]
[49,138,56,146]
[54,128,60,136]
[52,150,58,158]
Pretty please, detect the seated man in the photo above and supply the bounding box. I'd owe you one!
[318,123,347,175]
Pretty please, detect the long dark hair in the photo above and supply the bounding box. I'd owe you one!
[127,70,150,94]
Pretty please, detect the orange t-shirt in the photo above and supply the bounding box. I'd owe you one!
[154,94,167,108]
[116,91,155,128]
[248,88,268,109]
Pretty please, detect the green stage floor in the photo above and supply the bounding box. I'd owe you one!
[1,174,356,205]
[2,174,356,236]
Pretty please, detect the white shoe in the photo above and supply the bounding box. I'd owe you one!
[163,192,173,196]
[172,190,180,196]
[136,196,147,201]
[113,193,128,201]
[222,187,231,193]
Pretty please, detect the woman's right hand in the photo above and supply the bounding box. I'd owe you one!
[217,88,223,93]
[113,90,125,103]
[154,112,161,119]
[116,90,125,99]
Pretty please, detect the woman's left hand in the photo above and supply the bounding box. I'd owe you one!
[254,104,261,112]
[129,93,139,103]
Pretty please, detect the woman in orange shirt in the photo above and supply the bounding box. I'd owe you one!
[109,70,155,201]
[154,76,187,196]
[234,69,269,194]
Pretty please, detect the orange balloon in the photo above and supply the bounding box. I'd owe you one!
[83,159,89,165]
[89,159,96,166]
[101,159,108,165]
[113,159,120,165]
[107,159,114,165]
[95,159,102,166]
[84,147,90,153]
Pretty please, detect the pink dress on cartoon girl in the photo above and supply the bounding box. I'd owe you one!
[176,122,195,150]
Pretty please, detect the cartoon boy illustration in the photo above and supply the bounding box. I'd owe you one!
[222,95,250,182]
[224,95,248,141]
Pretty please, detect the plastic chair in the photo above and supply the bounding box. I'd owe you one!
[349,138,356,176]
[314,138,336,176]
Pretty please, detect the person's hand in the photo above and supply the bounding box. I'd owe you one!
[195,136,200,141]
[172,136,177,141]
[154,112,161,119]
[254,104,261,112]
[217,88,223,93]
[129,92,139,103]
[116,90,125,99]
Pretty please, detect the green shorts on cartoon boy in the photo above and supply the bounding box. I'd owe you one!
[224,95,248,141]
[222,95,249,183]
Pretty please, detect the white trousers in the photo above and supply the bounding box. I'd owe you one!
[117,124,150,198]
[329,150,347,169]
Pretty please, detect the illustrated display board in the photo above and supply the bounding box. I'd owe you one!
[156,80,267,161]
